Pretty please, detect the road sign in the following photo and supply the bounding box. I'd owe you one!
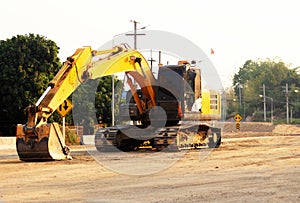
[236,122,240,131]
[57,99,73,117]
[234,113,243,122]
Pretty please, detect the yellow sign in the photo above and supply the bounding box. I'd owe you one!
[236,122,240,131]
[234,113,243,122]
[57,99,73,117]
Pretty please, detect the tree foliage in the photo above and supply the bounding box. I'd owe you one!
[72,76,121,134]
[0,34,61,136]
[229,58,300,122]
[95,76,115,125]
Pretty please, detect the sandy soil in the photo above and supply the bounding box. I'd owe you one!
[0,125,299,202]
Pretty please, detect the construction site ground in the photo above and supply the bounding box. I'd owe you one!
[0,122,299,202]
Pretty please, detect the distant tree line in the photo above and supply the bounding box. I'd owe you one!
[226,58,300,123]
[0,34,115,136]
[2,34,300,136]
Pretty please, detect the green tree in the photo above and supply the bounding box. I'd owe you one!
[0,34,61,136]
[95,76,114,125]
[72,76,121,134]
[231,58,300,122]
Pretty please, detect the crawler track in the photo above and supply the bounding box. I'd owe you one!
[95,124,221,152]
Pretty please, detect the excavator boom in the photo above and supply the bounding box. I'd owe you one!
[16,44,156,161]
[16,42,222,160]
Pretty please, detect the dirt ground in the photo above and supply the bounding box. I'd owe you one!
[0,123,299,203]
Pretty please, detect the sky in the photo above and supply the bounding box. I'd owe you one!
[1,0,300,88]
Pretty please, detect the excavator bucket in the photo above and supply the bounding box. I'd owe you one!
[16,123,70,161]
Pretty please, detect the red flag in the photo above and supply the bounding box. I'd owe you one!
[210,48,215,55]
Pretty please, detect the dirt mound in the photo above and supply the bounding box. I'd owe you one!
[272,124,300,134]
[223,122,300,136]
[223,122,275,132]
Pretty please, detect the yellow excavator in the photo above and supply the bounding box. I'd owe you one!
[16,44,222,161]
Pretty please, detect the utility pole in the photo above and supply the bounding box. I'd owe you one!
[158,51,163,67]
[126,20,146,49]
[271,97,274,124]
[238,83,242,106]
[263,84,266,122]
[111,22,147,126]
[237,83,242,114]
[286,83,289,124]
[111,75,115,126]
[148,49,156,71]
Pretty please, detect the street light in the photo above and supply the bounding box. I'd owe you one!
[111,24,148,126]
[289,89,299,123]
[125,20,147,50]
[112,25,148,48]
[285,83,289,124]
[262,84,266,121]
[283,84,300,124]
[259,94,273,123]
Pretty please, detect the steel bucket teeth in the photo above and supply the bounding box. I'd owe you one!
[16,123,70,161]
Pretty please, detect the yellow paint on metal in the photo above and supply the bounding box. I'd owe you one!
[234,113,243,122]
[201,89,221,120]
[56,99,73,117]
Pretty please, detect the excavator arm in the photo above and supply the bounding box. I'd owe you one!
[16,44,156,161]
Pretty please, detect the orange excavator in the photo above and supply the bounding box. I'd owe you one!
[16,44,221,161]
